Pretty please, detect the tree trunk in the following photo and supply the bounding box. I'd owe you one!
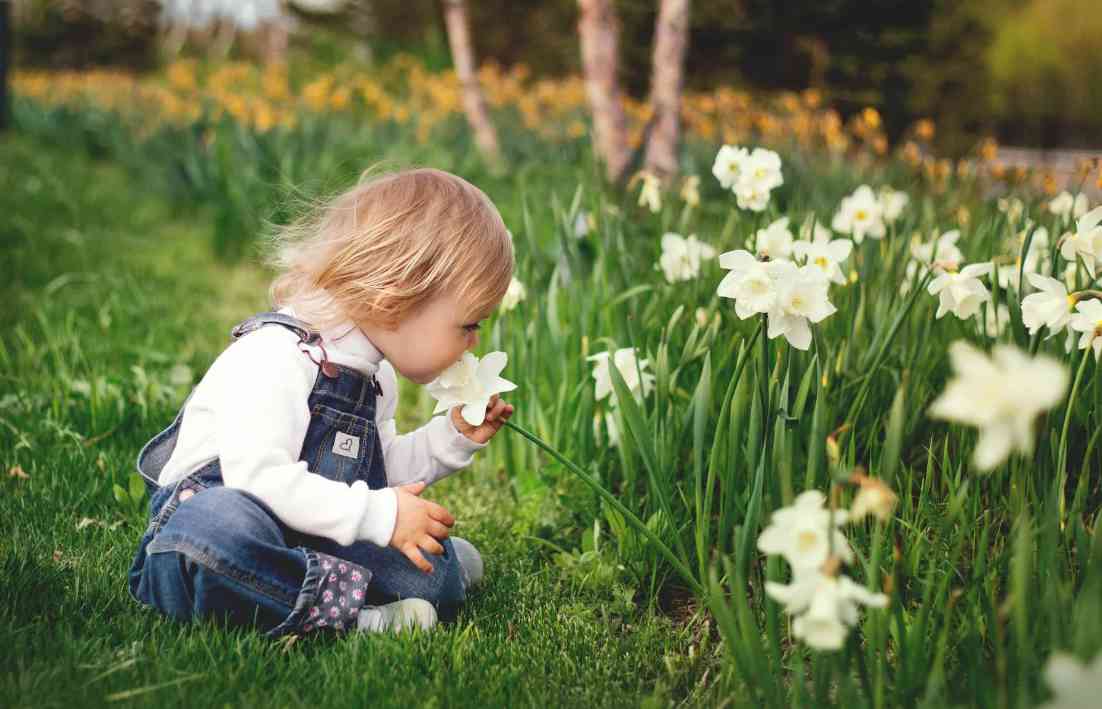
[441,0,502,170]
[578,0,629,183]
[643,0,690,184]
[0,1,9,133]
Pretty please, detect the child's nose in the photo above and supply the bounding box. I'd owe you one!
[468,332,479,350]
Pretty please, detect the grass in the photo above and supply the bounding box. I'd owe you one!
[0,135,721,708]
[6,63,1102,706]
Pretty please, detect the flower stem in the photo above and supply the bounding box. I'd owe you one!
[1056,347,1092,526]
[502,419,704,596]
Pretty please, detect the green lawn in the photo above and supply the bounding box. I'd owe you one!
[0,135,721,708]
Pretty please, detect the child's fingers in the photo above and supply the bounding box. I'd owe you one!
[486,398,509,423]
[419,535,445,557]
[426,502,455,527]
[426,519,451,540]
[403,544,434,574]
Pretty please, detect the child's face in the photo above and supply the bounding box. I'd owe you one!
[358,292,491,385]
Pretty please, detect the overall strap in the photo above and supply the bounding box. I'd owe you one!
[229,312,320,345]
[230,311,344,379]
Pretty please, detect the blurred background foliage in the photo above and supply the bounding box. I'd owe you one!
[8,0,1101,156]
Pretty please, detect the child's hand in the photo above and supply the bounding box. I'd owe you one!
[389,481,455,574]
[451,394,515,444]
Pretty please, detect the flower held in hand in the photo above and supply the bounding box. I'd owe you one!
[426,351,517,427]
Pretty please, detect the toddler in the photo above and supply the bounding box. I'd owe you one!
[128,168,515,636]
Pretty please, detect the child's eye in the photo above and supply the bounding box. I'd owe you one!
[463,324,481,332]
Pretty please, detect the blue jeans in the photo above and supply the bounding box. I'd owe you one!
[128,462,466,636]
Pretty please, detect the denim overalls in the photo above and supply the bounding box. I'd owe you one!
[127,312,465,636]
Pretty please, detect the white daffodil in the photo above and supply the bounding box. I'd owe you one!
[587,347,655,405]
[765,569,888,651]
[717,250,784,318]
[754,217,795,260]
[879,186,910,224]
[1049,191,1090,221]
[757,491,853,572]
[712,144,749,190]
[680,175,701,207]
[1022,273,1074,338]
[1069,299,1102,361]
[928,341,1069,470]
[500,277,527,312]
[1039,651,1102,709]
[636,171,663,213]
[1060,206,1102,277]
[832,185,886,243]
[768,265,837,350]
[659,232,717,283]
[927,262,993,320]
[427,351,517,427]
[794,230,853,285]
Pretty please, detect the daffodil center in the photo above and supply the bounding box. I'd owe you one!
[855,209,868,221]
[796,530,819,552]
[814,256,829,269]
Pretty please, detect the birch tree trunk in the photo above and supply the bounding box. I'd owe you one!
[578,0,630,183]
[643,0,690,184]
[441,0,503,169]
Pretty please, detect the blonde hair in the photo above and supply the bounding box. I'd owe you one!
[265,167,514,333]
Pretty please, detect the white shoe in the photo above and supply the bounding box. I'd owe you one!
[451,536,483,590]
[357,598,437,634]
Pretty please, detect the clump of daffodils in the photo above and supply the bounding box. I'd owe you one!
[712,145,784,212]
[658,232,717,283]
[426,351,517,427]
[928,341,1068,470]
[758,483,894,651]
[716,250,837,351]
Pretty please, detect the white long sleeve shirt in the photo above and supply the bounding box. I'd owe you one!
[157,306,487,548]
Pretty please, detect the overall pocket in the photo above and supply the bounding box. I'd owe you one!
[303,404,376,485]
